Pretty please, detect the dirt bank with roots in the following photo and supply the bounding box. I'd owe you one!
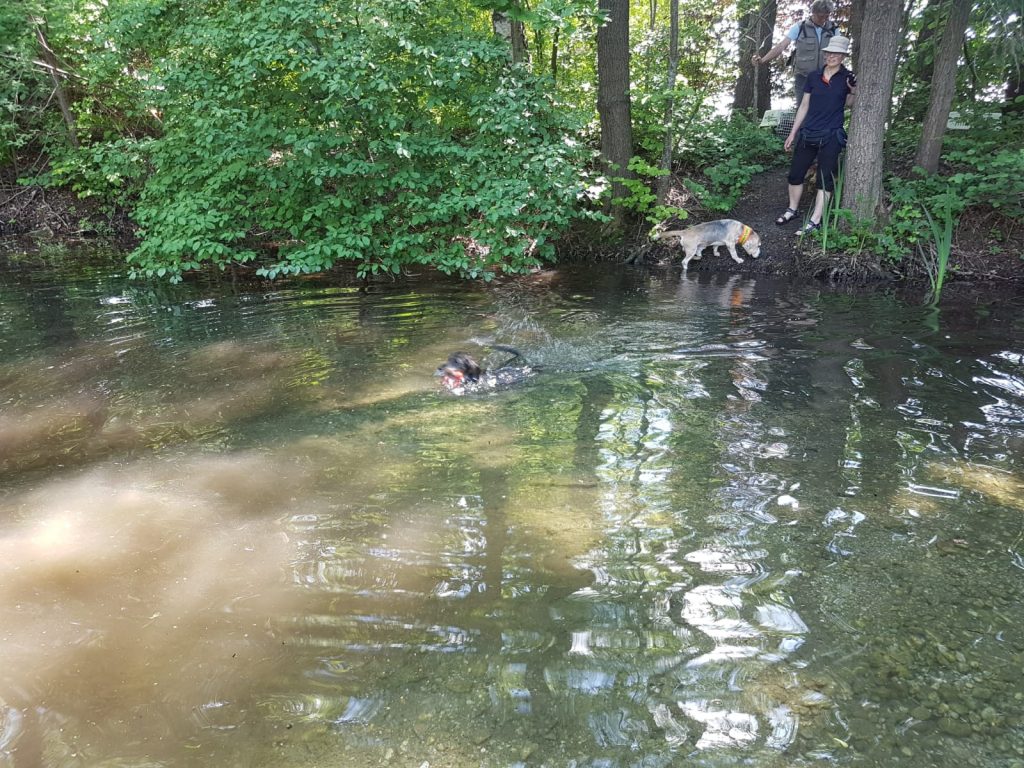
[2,164,1021,291]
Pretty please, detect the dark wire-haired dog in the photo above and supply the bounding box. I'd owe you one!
[436,346,533,394]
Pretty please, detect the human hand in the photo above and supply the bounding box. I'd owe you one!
[752,54,761,65]
[784,133,795,152]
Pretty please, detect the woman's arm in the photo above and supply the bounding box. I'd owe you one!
[785,93,811,151]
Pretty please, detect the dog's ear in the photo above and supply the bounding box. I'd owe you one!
[446,352,482,381]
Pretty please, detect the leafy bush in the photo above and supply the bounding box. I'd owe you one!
[676,114,783,212]
[610,156,688,225]
[0,5,48,164]
[38,137,150,210]
[820,110,1024,270]
[72,0,598,281]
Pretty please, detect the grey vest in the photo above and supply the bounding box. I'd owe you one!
[791,19,839,77]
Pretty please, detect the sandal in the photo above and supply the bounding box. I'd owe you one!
[797,220,821,236]
[775,208,799,225]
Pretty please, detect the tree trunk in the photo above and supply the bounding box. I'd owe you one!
[913,0,971,173]
[843,0,904,221]
[656,0,680,204]
[551,28,560,83]
[34,22,79,149]
[1005,64,1024,114]
[848,0,865,69]
[893,0,939,121]
[596,0,634,224]
[491,10,528,65]
[733,0,777,120]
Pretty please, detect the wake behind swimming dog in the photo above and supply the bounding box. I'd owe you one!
[436,346,534,394]
[655,219,761,271]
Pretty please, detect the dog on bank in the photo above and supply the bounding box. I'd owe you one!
[654,219,761,271]
[436,346,533,394]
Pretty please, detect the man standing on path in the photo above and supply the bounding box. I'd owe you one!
[752,1,840,104]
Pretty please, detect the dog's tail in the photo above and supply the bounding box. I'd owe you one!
[491,345,527,369]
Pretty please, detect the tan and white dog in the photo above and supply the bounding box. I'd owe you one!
[655,219,761,271]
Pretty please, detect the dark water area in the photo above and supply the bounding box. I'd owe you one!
[1,256,1023,767]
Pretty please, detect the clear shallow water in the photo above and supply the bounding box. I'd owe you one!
[1,259,1023,767]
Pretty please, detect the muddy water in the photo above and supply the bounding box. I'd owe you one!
[1,261,1023,767]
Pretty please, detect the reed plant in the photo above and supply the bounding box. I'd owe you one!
[920,193,957,305]
[817,160,846,253]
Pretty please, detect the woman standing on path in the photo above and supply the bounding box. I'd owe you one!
[775,35,856,236]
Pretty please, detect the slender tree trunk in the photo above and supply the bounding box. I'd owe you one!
[597,0,634,224]
[962,40,980,100]
[656,0,680,204]
[843,0,904,221]
[1005,65,1024,114]
[551,28,560,83]
[914,0,971,173]
[893,0,939,121]
[734,0,776,119]
[511,21,528,64]
[33,22,78,149]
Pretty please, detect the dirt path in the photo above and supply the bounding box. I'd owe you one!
[649,164,1022,289]
[642,165,839,279]
[724,165,813,277]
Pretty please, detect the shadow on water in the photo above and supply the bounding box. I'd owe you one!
[1,258,1024,766]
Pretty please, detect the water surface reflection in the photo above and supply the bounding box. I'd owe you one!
[1,263,1023,767]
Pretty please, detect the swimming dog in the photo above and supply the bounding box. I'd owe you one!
[436,346,532,394]
[655,219,761,271]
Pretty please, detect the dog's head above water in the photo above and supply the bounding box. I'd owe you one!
[436,346,533,394]
[436,352,483,391]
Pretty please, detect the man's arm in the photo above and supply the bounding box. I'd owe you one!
[752,24,798,65]
[752,37,793,66]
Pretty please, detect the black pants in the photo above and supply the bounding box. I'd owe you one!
[787,133,844,193]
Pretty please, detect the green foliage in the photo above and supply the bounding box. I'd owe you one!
[921,192,957,304]
[610,156,688,225]
[38,138,150,210]
[821,110,1024,271]
[81,0,597,281]
[677,115,779,212]
[814,160,845,252]
[4,0,1021,288]
[888,108,1024,214]
[629,0,736,158]
[0,3,48,163]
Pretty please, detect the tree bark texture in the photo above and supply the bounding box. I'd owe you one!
[491,10,529,64]
[733,0,777,120]
[913,0,972,174]
[848,0,865,69]
[843,0,904,221]
[656,0,680,204]
[597,0,634,218]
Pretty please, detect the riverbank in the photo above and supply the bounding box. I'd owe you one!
[632,166,1024,289]
[2,165,1021,290]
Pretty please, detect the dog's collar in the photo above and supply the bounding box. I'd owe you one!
[738,225,753,246]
